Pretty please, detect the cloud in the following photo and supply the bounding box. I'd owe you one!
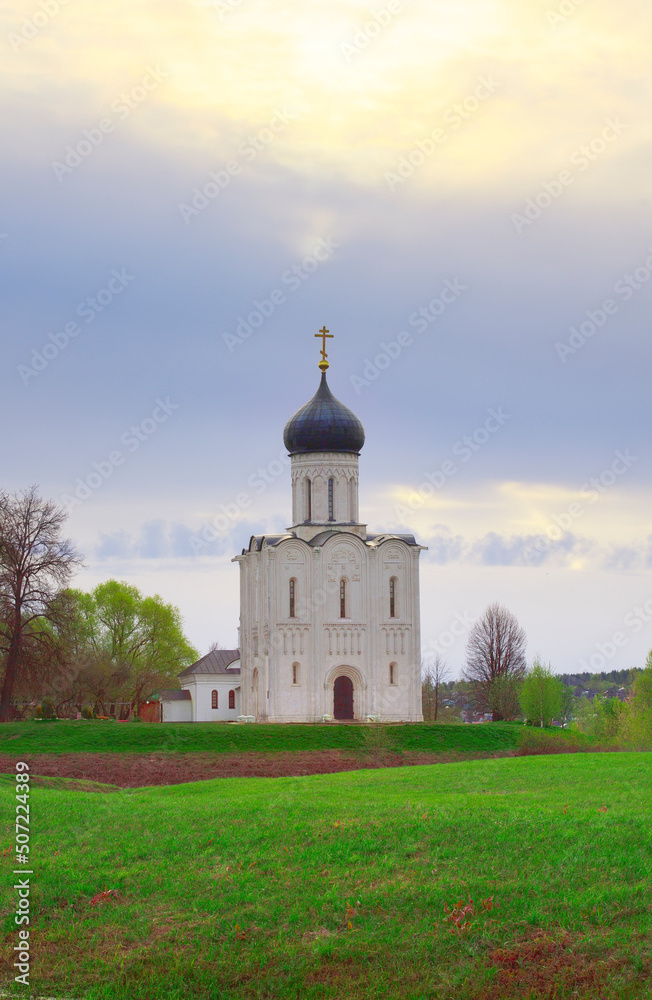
[3,0,652,677]
[95,529,132,560]
[421,525,652,571]
[95,520,201,560]
[2,0,650,196]
[93,514,292,562]
[424,525,466,565]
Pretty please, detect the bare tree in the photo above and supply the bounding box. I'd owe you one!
[463,602,527,721]
[422,655,451,721]
[0,487,83,720]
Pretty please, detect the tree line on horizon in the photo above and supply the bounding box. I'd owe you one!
[422,602,651,742]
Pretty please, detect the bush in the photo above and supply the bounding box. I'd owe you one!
[574,695,626,743]
[516,727,590,755]
[619,706,652,748]
[436,707,463,725]
[40,698,56,720]
[618,667,652,748]
[81,708,94,719]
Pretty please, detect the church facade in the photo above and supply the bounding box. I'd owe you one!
[233,338,426,723]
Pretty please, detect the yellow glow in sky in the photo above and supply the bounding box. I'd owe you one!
[385,478,651,553]
[3,0,649,192]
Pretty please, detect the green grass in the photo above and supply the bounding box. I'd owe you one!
[0,719,539,756]
[1,753,651,998]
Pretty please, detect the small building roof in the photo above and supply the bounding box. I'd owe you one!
[157,689,191,701]
[179,648,241,677]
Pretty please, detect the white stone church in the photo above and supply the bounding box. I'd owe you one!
[173,336,426,723]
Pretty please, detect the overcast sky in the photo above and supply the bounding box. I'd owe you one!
[3,0,651,678]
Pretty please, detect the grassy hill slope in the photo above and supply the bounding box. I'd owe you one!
[1,752,651,999]
[0,720,529,756]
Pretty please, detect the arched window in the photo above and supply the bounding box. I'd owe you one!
[328,478,334,520]
[340,579,347,619]
[228,690,235,710]
[389,663,397,685]
[292,662,300,685]
[306,478,312,521]
[211,690,218,709]
[289,578,296,618]
[389,577,397,618]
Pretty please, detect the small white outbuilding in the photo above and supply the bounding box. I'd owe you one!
[178,648,241,722]
[158,689,192,723]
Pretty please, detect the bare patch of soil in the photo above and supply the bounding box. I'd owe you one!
[0,749,515,788]
[471,927,642,1000]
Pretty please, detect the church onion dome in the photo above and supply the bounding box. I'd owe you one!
[283,372,365,455]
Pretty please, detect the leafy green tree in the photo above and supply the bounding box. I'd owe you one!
[645,648,652,673]
[574,694,625,742]
[519,657,562,727]
[574,695,599,738]
[600,696,625,741]
[59,580,199,714]
[618,654,652,748]
[559,684,575,727]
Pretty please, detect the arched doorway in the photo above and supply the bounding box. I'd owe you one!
[333,675,354,720]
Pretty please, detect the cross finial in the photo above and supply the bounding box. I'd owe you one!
[315,326,334,371]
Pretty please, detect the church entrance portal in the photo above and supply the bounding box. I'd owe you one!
[333,675,354,720]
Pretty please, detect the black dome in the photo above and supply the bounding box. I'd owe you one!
[283,373,365,455]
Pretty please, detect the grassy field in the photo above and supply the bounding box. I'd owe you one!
[0,719,549,757]
[1,752,651,999]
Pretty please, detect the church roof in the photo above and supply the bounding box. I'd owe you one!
[365,533,421,547]
[283,372,365,455]
[244,534,294,553]
[309,530,421,547]
[243,531,422,553]
[179,648,241,677]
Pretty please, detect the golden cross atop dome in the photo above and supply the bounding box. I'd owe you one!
[315,326,333,371]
